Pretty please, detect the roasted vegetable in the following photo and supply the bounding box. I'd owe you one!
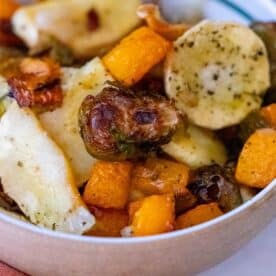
[0,182,21,213]
[239,185,258,202]
[131,158,190,196]
[238,110,269,142]
[86,207,128,237]
[83,161,133,209]
[0,47,24,78]
[217,126,243,161]
[8,57,63,112]
[175,190,197,215]
[12,0,141,59]
[251,22,276,89]
[260,104,276,129]
[175,203,223,229]
[188,164,242,212]
[263,88,276,105]
[40,58,113,186]
[165,21,270,129]
[162,123,227,169]
[136,4,189,40]
[0,0,21,46]
[0,102,94,233]
[235,128,276,188]
[130,194,175,237]
[79,82,179,160]
[103,27,171,86]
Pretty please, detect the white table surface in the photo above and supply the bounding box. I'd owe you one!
[200,219,276,276]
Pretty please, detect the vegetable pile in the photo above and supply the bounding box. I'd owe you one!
[0,0,275,237]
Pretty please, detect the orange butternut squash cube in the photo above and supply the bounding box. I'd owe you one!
[103,27,171,86]
[128,199,143,224]
[86,207,128,237]
[175,203,223,229]
[131,194,175,236]
[0,0,21,46]
[0,0,19,20]
[83,161,133,209]
[131,158,190,196]
[235,128,276,188]
[261,104,276,129]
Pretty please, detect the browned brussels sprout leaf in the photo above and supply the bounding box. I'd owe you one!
[238,110,269,143]
[188,163,242,212]
[79,82,180,160]
[251,22,276,103]
[175,191,197,216]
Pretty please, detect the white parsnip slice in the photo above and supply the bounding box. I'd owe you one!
[0,102,94,233]
[165,20,270,129]
[40,58,113,186]
[12,0,141,58]
[162,123,227,168]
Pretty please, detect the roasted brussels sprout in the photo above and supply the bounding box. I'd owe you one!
[175,191,197,216]
[188,163,242,212]
[0,181,21,213]
[79,82,180,160]
[238,110,269,143]
[217,126,243,161]
[251,22,276,103]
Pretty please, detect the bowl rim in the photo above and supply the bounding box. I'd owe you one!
[0,180,275,244]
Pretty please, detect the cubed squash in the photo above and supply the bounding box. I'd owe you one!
[235,128,276,188]
[131,158,190,196]
[131,194,175,236]
[103,26,171,86]
[83,161,133,209]
[86,207,128,237]
[0,0,19,20]
[175,203,223,229]
[261,104,276,129]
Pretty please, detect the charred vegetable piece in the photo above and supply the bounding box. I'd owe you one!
[0,47,24,78]
[0,181,21,213]
[46,35,75,66]
[217,126,243,161]
[8,57,63,112]
[188,164,242,212]
[238,110,269,142]
[175,190,197,215]
[263,88,276,105]
[79,83,179,160]
[136,4,189,40]
[0,0,21,46]
[251,22,276,88]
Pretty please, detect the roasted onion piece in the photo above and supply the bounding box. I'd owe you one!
[188,163,242,212]
[8,57,63,112]
[79,83,180,160]
[137,4,189,40]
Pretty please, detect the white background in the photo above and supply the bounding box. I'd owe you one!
[201,219,276,275]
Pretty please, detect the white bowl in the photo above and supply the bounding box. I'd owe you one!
[1,1,276,275]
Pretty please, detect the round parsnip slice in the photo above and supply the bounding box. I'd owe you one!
[0,102,94,234]
[165,20,270,129]
[162,123,227,168]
